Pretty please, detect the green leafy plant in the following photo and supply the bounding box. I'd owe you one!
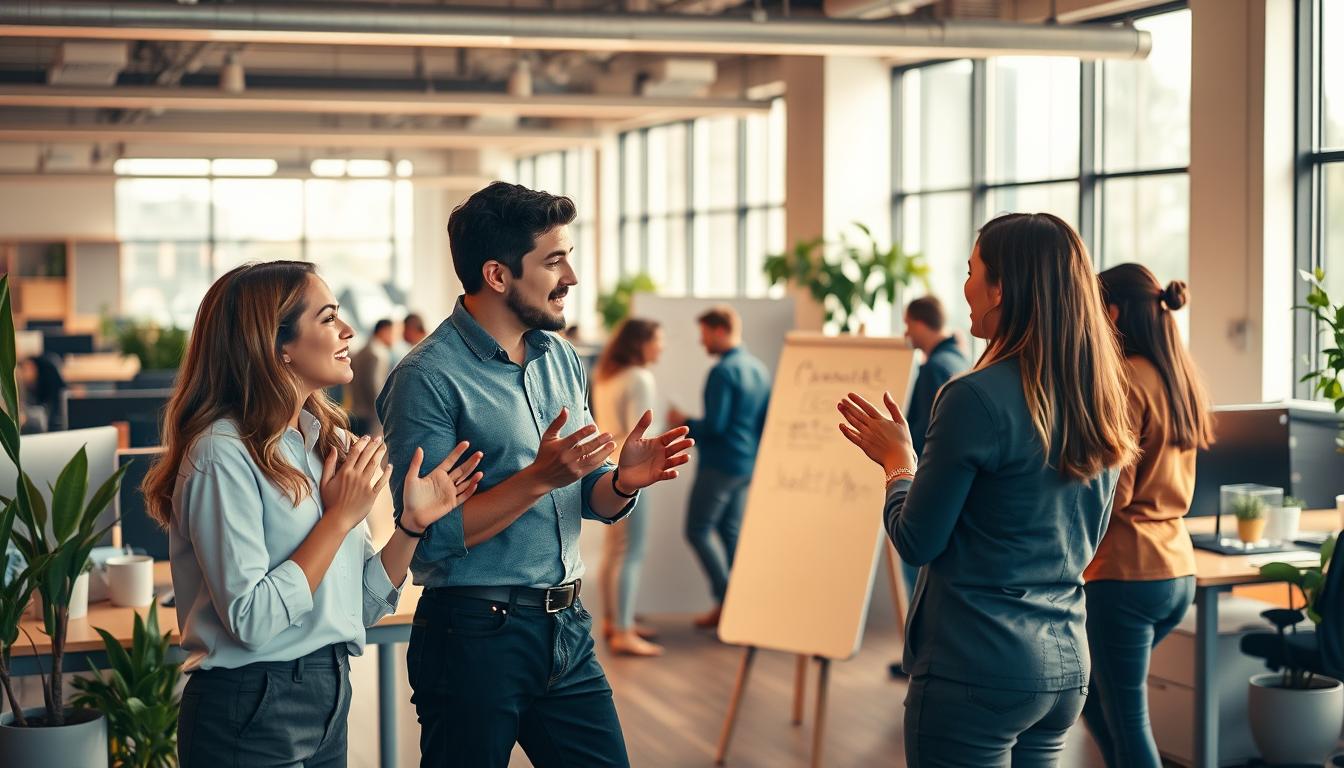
[596,273,657,331]
[1297,269,1344,450]
[763,222,928,333]
[116,321,187,371]
[0,274,130,727]
[1282,496,1306,509]
[1259,533,1338,688]
[71,602,182,768]
[1233,495,1268,521]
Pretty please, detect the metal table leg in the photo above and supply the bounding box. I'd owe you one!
[378,642,398,768]
[1193,585,1224,768]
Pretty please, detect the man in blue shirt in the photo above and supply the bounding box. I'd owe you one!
[668,306,771,629]
[377,182,693,767]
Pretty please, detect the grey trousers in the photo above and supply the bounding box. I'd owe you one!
[178,644,352,768]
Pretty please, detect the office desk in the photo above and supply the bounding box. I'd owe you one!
[11,561,420,768]
[61,353,141,384]
[1186,509,1338,768]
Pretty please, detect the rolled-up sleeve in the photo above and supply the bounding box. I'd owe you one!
[359,522,402,626]
[378,362,468,561]
[885,379,999,567]
[183,449,314,650]
[580,462,635,523]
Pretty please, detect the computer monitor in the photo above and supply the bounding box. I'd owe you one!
[25,319,64,332]
[1191,400,1344,515]
[0,426,120,543]
[117,448,168,561]
[62,389,172,448]
[41,333,94,356]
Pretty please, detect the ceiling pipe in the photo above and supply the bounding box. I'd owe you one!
[0,1,1152,60]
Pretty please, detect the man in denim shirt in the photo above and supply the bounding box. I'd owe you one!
[377,182,692,768]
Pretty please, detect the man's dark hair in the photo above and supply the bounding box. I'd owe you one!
[403,313,425,334]
[447,181,577,294]
[696,306,738,334]
[372,319,393,335]
[905,295,945,332]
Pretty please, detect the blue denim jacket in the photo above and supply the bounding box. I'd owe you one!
[686,347,771,478]
[376,297,629,590]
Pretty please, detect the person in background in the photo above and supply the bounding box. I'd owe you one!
[837,213,1135,767]
[899,298,971,588]
[17,354,67,433]
[592,318,666,657]
[1081,264,1212,768]
[143,260,482,768]
[349,318,394,436]
[377,182,693,766]
[390,312,429,369]
[668,306,771,630]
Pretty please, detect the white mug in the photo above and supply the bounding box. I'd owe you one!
[104,554,155,608]
[1266,506,1301,543]
[1337,494,1344,532]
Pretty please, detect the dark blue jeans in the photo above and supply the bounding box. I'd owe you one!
[1082,576,1195,768]
[177,644,351,768]
[684,465,752,602]
[407,591,629,768]
[905,675,1087,767]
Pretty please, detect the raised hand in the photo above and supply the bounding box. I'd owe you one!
[837,391,917,473]
[401,442,484,535]
[616,410,694,490]
[529,408,617,491]
[320,435,391,531]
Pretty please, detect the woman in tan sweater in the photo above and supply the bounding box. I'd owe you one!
[1083,263,1214,768]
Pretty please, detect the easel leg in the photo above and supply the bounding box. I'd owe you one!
[792,654,807,726]
[811,657,831,768]
[715,646,757,766]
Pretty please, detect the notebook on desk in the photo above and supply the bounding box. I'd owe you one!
[1246,551,1322,568]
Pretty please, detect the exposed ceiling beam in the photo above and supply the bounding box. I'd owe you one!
[0,85,772,122]
[0,1,1151,60]
[0,123,601,153]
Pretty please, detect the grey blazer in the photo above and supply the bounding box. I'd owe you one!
[885,357,1119,691]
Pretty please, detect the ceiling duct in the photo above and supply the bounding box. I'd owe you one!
[0,2,1152,61]
[823,0,940,20]
[47,40,127,86]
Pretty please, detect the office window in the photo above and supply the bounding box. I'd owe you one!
[515,147,598,335]
[115,159,413,330]
[1295,0,1344,394]
[616,97,786,301]
[893,7,1191,338]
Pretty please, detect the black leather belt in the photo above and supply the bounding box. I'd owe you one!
[428,580,582,614]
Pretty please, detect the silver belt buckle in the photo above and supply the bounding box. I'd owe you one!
[544,581,577,613]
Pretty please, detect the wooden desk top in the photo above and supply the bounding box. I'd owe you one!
[15,511,1338,655]
[14,562,423,657]
[1188,509,1338,588]
[60,353,141,384]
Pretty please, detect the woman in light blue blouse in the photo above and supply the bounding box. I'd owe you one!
[143,261,483,768]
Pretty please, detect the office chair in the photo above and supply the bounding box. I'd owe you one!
[1241,533,1344,680]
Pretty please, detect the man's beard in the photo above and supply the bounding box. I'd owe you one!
[506,284,567,332]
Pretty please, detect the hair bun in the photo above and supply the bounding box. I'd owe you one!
[1160,281,1188,310]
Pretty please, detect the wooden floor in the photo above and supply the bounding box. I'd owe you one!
[349,616,1111,768]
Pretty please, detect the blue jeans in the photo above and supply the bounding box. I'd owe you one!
[684,465,752,602]
[407,592,628,768]
[1082,576,1195,768]
[178,644,351,768]
[905,675,1087,767]
[599,498,649,629]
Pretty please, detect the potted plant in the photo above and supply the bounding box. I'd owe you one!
[115,320,186,377]
[1297,268,1344,447]
[1248,534,1344,765]
[763,222,928,334]
[0,274,129,767]
[71,602,182,768]
[1233,494,1268,544]
[596,273,657,332]
[1266,496,1305,543]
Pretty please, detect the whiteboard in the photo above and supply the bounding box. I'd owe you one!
[717,333,916,660]
[577,294,795,614]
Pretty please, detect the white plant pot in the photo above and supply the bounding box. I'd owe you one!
[1265,505,1302,542]
[1248,672,1344,765]
[0,707,108,768]
[68,572,89,620]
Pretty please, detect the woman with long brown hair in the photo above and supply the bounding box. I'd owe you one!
[837,213,1135,766]
[144,261,483,767]
[591,317,665,656]
[1081,264,1212,768]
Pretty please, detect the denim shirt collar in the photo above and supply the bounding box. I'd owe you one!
[449,295,554,364]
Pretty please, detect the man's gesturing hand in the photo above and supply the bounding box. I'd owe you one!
[528,408,617,491]
[616,410,694,491]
